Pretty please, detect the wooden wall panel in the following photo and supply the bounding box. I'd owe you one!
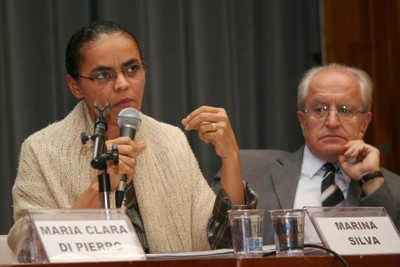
[323,0,400,174]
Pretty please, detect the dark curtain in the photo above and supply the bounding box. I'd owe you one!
[0,0,321,234]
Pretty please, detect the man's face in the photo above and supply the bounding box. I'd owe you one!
[297,69,372,162]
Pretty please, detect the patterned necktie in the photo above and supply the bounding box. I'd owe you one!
[321,163,345,206]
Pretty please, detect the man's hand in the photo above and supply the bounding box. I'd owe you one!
[338,140,383,195]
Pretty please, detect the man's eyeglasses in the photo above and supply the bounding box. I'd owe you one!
[78,63,146,86]
[303,103,365,121]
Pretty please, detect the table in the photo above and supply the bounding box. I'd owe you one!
[1,254,399,267]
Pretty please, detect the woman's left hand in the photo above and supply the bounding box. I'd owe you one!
[181,106,239,159]
[182,106,244,204]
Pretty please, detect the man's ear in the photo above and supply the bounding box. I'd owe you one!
[360,111,372,135]
[66,74,83,99]
[297,111,306,133]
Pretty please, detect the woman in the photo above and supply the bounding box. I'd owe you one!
[8,21,256,256]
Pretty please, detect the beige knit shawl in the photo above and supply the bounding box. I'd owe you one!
[8,101,216,253]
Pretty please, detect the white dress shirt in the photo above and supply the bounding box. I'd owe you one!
[293,146,351,244]
[293,146,350,209]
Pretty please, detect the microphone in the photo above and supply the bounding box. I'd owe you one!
[115,107,142,208]
[90,119,107,170]
[90,101,110,170]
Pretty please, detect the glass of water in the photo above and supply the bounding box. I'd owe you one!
[228,209,264,258]
[269,209,305,256]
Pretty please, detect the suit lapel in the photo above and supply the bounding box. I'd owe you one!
[270,147,304,208]
[266,146,362,208]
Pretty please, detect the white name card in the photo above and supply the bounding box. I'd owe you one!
[315,216,400,255]
[33,219,145,262]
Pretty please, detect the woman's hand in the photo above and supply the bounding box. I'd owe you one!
[106,137,146,190]
[73,137,146,208]
[182,106,244,204]
[181,106,239,160]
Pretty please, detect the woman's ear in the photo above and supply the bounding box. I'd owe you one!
[66,74,83,99]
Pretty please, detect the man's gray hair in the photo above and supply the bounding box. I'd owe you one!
[297,63,373,112]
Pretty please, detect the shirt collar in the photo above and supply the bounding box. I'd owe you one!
[303,146,326,179]
[302,146,351,190]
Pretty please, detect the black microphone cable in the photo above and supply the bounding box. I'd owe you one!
[262,243,349,267]
[304,244,349,267]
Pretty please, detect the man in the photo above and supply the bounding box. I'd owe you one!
[214,63,400,245]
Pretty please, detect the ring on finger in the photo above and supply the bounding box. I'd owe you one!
[211,122,217,132]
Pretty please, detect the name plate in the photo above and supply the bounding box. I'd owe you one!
[306,207,400,255]
[27,209,146,263]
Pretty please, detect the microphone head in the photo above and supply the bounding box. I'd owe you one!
[118,107,142,130]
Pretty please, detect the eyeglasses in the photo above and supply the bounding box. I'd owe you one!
[303,103,365,121]
[78,62,146,86]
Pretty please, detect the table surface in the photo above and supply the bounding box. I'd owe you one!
[1,253,399,267]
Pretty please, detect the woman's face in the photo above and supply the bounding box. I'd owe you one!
[67,32,146,128]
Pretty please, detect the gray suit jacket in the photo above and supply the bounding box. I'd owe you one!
[213,147,400,245]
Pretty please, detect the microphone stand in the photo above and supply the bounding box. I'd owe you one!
[81,101,119,209]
